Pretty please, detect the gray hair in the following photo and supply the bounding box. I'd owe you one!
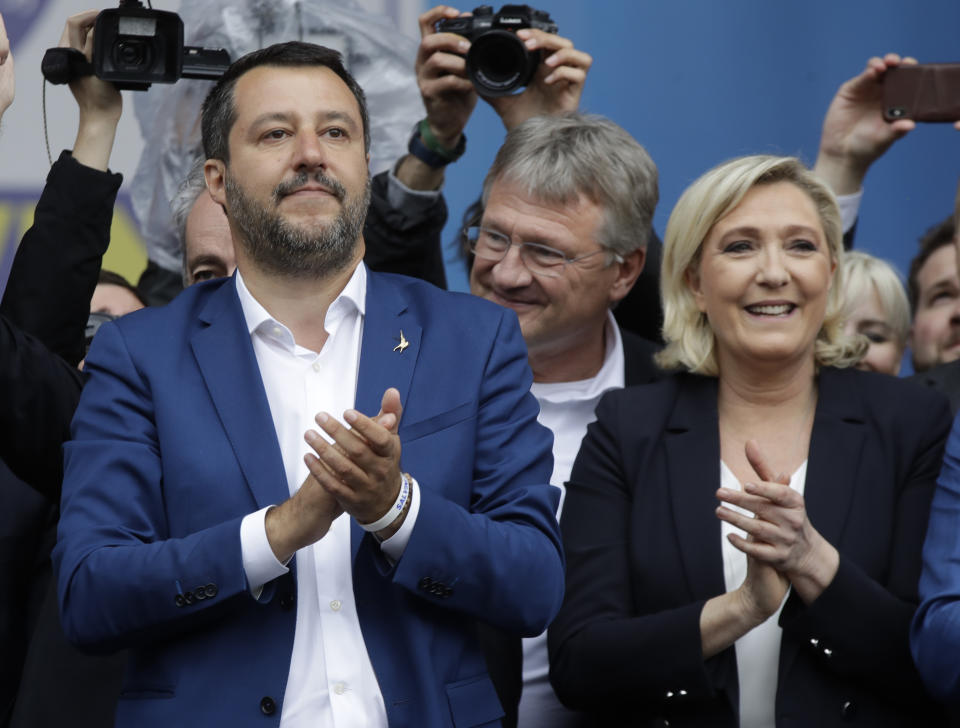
[172,157,210,286]
[480,113,658,257]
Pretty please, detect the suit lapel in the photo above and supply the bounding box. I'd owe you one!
[351,272,422,559]
[778,367,865,681]
[803,368,865,552]
[191,278,289,510]
[664,375,727,600]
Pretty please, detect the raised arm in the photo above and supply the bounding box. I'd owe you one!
[485,27,591,132]
[395,5,591,192]
[813,53,916,196]
[0,11,123,365]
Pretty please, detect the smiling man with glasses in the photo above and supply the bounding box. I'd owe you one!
[469,113,659,387]
[465,112,662,727]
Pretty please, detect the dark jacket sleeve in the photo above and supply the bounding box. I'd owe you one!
[362,169,448,288]
[0,314,83,500]
[777,381,951,705]
[548,386,731,719]
[0,151,122,367]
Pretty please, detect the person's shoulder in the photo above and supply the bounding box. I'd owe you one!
[911,361,960,410]
[820,366,951,431]
[823,366,946,407]
[596,370,694,425]
[370,270,517,327]
[112,276,231,342]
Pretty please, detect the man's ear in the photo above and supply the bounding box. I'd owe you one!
[608,249,645,305]
[204,159,227,208]
[686,264,707,313]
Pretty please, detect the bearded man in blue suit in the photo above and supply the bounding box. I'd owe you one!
[53,42,563,728]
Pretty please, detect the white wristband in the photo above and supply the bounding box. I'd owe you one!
[360,473,411,533]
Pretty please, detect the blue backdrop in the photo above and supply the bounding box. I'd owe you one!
[435,0,960,309]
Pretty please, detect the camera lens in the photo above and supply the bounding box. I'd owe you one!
[113,39,152,70]
[466,30,539,97]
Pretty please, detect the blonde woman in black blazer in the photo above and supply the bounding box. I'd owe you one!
[548,155,950,727]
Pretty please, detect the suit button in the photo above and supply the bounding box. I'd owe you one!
[840,700,856,721]
[174,594,185,608]
[260,696,276,715]
[193,587,207,601]
[442,586,453,598]
[418,577,434,591]
[183,591,194,605]
[205,583,218,598]
[279,592,295,611]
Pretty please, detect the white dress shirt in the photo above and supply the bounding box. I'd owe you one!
[234,265,420,728]
[518,313,625,728]
[720,460,808,728]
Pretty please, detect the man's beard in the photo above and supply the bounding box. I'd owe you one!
[225,169,371,279]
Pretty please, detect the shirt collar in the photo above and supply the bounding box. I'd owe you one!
[235,263,367,343]
[531,311,625,404]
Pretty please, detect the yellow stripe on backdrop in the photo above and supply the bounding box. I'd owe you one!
[102,203,148,284]
[0,195,146,288]
[0,202,13,254]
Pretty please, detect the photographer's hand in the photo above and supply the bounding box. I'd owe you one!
[813,53,916,196]
[0,12,15,123]
[486,29,592,132]
[417,5,477,149]
[395,5,476,191]
[60,10,122,172]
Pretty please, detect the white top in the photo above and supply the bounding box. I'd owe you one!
[518,313,625,728]
[235,265,420,728]
[835,190,863,236]
[720,459,808,728]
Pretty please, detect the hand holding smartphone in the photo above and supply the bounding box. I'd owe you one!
[883,63,960,123]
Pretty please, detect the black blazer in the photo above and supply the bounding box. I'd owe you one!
[911,360,960,415]
[549,368,950,727]
[480,327,662,727]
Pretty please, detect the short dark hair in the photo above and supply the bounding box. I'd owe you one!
[200,41,370,163]
[908,215,956,312]
[97,269,148,307]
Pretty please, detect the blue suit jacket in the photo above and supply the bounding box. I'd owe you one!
[913,412,960,705]
[53,269,564,728]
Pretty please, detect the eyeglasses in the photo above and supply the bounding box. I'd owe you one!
[463,226,621,279]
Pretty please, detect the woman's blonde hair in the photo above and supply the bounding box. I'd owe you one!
[842,251,911,352]
[656,155,866,375]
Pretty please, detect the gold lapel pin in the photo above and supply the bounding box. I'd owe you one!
[393,330,410,353]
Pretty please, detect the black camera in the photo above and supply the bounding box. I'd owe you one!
[42,1,230,91]
[436,4,557,97]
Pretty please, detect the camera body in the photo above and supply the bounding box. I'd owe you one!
[41,1,230,91]
[436,4,557,97]
[93,6,182,90]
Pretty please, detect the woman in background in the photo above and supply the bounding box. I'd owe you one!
[841,250,910,375]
